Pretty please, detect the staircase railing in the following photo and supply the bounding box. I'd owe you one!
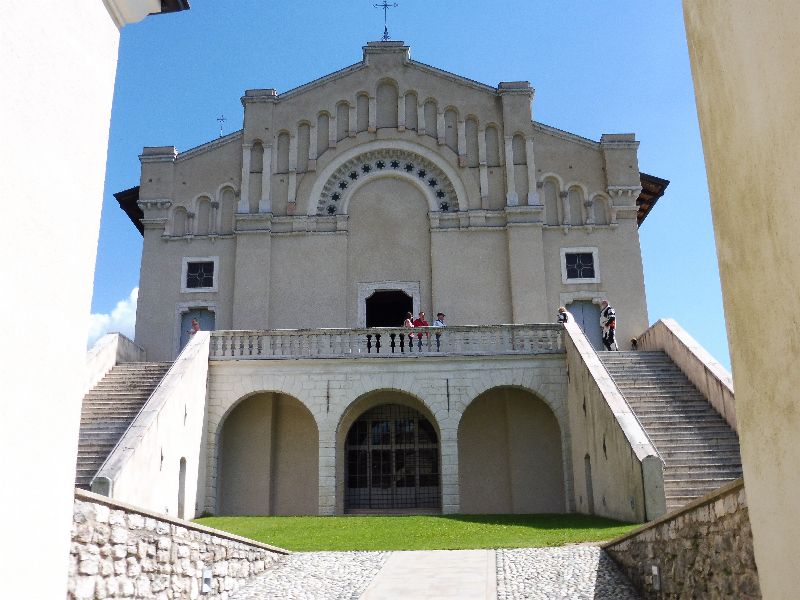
[209,324,564,359]
[637,318,736,431]
[563,320,666,522]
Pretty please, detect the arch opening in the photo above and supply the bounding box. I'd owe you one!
[344,403,441,512]
[458,386,565,513]
[218,392,319,515]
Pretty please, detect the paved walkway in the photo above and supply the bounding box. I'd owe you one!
[230,545,641,600]
[361,549,496,600]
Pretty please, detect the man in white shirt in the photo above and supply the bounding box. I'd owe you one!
[433,312,446,351]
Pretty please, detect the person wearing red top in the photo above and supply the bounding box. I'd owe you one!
[412,311,429,350]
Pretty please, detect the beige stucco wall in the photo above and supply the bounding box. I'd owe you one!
[205,354,571,515]
[683,3,800,597]
[218,392,319,516]
[133,43,649,361]
[458,387,565,513]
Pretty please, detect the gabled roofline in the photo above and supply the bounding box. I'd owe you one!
[174,130,243,162]
[277,61,369,101]
[532,121,600,150]
[406,60,498,94]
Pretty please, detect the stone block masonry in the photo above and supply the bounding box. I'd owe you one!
[68,489,288,600]
[604,478,760,599]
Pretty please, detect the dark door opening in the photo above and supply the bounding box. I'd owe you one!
[365,290,413,328]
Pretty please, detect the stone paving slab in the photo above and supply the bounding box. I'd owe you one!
[229,551,388,600]
[497,546,641,600]
[361,549,496,600]
[229,545,640,599]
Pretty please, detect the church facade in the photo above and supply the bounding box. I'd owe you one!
[117,42,670,518]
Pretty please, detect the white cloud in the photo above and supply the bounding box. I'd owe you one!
[87,287,138,348]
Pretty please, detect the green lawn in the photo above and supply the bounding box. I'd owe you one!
[195,514,637,552]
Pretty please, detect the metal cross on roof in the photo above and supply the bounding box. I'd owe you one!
[216,114,226,138]
[374,1,399,41]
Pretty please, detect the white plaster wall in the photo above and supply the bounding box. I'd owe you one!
[683,4,800,596]
[204,354,570,516]
[0,2,121,597]
[563,320,665,522]
[95,333,211,520]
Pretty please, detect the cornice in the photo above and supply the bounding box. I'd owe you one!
[175,130,243,162]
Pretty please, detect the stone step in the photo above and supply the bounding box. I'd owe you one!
[664,467,743,480]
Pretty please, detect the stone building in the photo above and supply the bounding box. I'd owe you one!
[94,41,740,522]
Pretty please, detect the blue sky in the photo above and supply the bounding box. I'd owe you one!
[92,1,731,369]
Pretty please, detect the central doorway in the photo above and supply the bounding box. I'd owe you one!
[365,290,413,328]
[345,403,441,512]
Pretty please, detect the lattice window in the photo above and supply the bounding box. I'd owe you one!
[565,253,595,280]
[186,261,214,289]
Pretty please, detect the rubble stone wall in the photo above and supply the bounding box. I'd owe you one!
[68,489,287,599]
[604,479,760,599]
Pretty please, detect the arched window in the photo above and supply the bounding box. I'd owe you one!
[568,186,585,226]
[172,207,188,236]
[485,125,500,167]
[444,108,458,153]
[544,179,560,226]
[336,102,350,141]
[356,93,369,132]
[219,187,236,234]
[376,80,399,128]
[465,117,479,167]
[424,99,438,139]
[195,197,212,235]
[276,132,290,173]
[297,123,310,173]
[404,92,418,131]
[317,112,330,156]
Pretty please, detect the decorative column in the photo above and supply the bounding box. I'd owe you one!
[259,145,272,213]
[288,133,298,206]
[526,136,540,205]
[560,190,570,224]
[368,95,377,133]
[437,110,446,145]
[328,114,337,148]
[238,143,252,213]
[478,127,489,208]
[457,119,467,166]
[348,103,357,137]
[417,102,425,134]
[210,201,219,234]
[504,136,518,206]
[397,93,406,130]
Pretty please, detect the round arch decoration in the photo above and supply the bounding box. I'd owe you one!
[313,146,463,216]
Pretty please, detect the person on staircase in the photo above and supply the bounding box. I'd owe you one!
[599,300,617,350]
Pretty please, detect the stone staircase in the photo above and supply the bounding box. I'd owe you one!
[599,351,742,512]
[75,362,172,489]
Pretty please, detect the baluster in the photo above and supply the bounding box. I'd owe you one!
[275,334,283,357]
[366,333,373,354]
[389,332,396,353]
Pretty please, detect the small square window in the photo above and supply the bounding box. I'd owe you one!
[186,262,214,288]
[565,253,595,280]
[560,247,600,284]
[181,256,218,293]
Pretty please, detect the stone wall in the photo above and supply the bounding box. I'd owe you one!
[604,479,760,599]
[68,489,288,600]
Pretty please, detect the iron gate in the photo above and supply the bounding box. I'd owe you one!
[344,404,441,510]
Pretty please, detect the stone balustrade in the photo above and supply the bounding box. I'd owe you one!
[210,324,564,360]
